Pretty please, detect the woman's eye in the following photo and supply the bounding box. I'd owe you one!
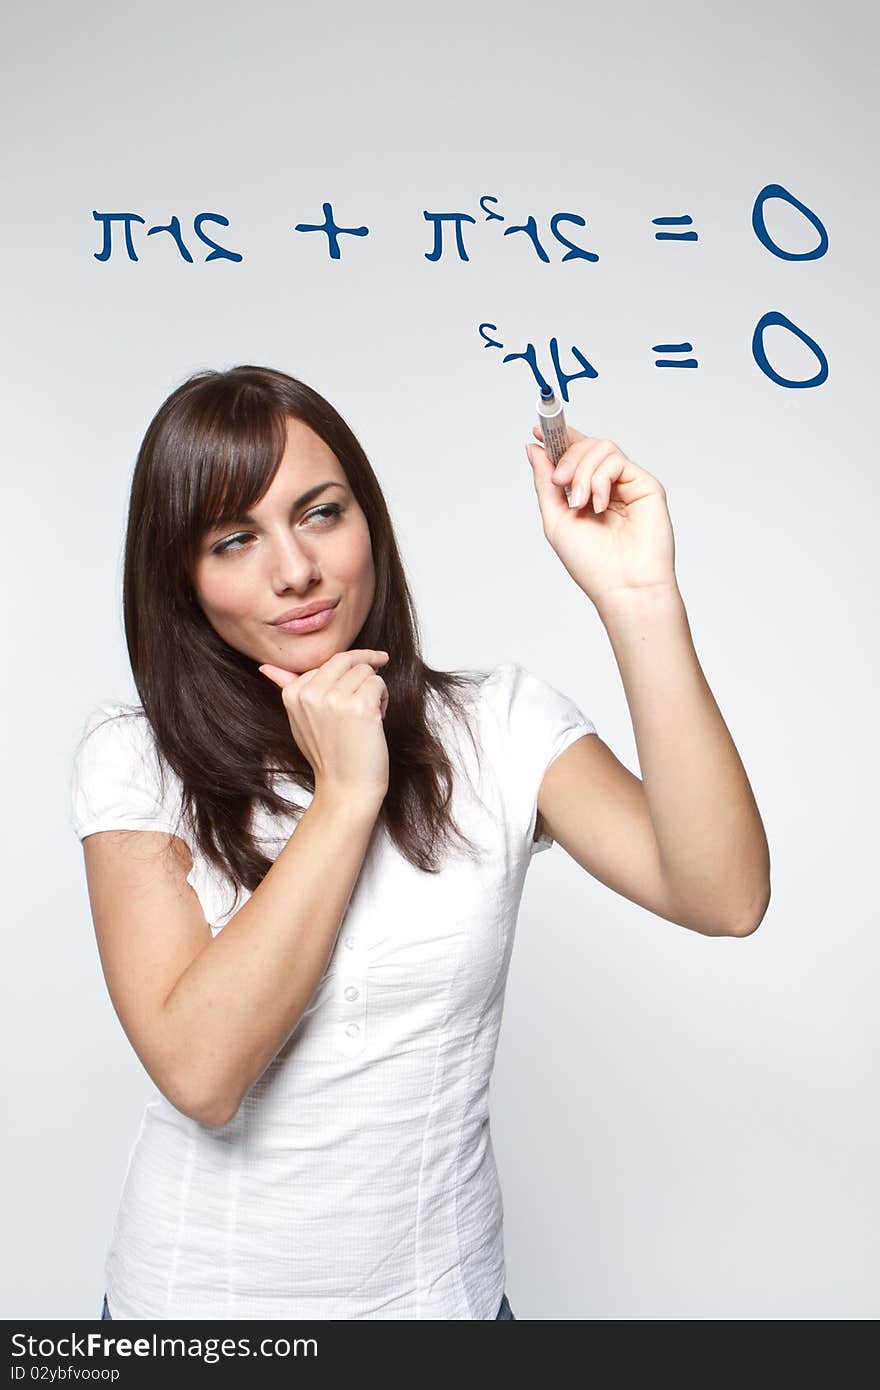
[212,532,249,554]
[306,503,343,526]
[211,504,342,555]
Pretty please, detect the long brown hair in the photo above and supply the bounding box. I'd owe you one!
[122,365,487,919]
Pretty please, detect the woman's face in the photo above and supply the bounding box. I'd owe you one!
[192,416,376,674]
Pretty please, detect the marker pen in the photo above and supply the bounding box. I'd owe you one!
[536,385,572,502]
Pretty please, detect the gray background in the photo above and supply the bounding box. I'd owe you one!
[3,0,877,1319]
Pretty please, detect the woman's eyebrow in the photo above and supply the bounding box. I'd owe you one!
[209,481,347,530]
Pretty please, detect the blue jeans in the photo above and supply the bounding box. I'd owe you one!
[101,1291,515,1319]
[495,1291,515,1319]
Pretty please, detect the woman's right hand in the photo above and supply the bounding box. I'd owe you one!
[257,649,391,805]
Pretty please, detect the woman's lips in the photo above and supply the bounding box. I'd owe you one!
[274,605,337,634]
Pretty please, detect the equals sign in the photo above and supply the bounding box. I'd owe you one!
[652,215,698,241]
[652,342,698,369]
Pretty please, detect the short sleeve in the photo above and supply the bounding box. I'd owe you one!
[69,704,184,842]
[483,663,597,856]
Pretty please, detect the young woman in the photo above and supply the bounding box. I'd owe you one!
[71,365,770,1321]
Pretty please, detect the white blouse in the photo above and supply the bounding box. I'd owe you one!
[70,662,597,1319]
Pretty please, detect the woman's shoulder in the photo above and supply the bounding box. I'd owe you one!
[71,699,179,808]
[70,699,184,843]
[437,661,525,702]
[468,661,597,748]
[468,661,548,711]
[432,664,557,759]
[429,661,550,726]
[74,700,156,759]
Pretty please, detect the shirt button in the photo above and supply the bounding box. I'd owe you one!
[343,936,355,949]
[344,986,359,1001]
[344,1022,360,1037]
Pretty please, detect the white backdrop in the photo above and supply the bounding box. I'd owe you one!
[3,0,877,1318]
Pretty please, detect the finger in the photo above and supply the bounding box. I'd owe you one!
[365,671,390,718]
[259,649,387,693]
[291,649,389,700]
[258,663,297,687]
[335,661,388,696]
[591,462,619,513]
[566,476,590,510]
[526,440,571,524]
[578,452,626,512]
[321,648,389,672]
[313,650,388,701]
[557,435,614,478]
[565,440,619,505]
[332,667,388,719]
[547,434,605,485]
[577,469,606,513]
[257,664,323,695]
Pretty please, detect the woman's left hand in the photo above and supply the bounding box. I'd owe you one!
[526,424,678,611]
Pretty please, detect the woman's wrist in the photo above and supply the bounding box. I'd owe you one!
[311,781,387,822]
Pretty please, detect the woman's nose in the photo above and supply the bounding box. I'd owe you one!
[269,532,322,590]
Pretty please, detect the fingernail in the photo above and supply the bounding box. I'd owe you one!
[569,485,584,508]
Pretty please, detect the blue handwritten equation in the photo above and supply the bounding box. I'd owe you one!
[92,182,829,391]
